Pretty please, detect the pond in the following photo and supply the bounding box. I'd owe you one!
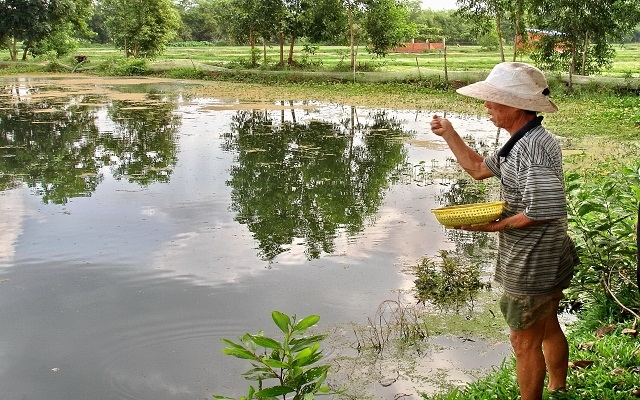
[0,75,514,400]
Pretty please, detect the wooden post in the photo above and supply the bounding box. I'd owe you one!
[443,37,448,82]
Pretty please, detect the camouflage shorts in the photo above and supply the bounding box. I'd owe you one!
[499,289,565,331]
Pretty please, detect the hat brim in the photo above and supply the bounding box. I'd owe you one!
[456,81,558,113]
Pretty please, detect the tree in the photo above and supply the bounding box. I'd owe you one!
[419,9,476,43]
[282,0,314,65]
[30,0,94,57]
[307,0,349,44]
[362,0,414,57]
[177,0,235,42]
[227,0,286,66]
[87,3,110,44]
[343,0,367,69]
[254,0,286,65]
[101,0,181,58]
[229,0,260,66]
[0,0,92,60]
[529,0,640,85]
[456,0,511,61]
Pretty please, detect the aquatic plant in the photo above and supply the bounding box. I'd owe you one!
[351,297,430,353]
[411,250,488,312]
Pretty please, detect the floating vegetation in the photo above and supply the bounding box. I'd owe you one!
[410,250,490,312]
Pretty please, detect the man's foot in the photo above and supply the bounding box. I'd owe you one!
[548,386,570,399]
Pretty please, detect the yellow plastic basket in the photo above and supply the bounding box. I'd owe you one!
[431,201,506,228]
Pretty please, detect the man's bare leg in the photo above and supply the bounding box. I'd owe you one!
[509,314,549,400]
[542,305,569,392]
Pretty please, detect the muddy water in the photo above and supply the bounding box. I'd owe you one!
[0,75,514,400]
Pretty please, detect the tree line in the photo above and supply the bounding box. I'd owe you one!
[1,0,640,74]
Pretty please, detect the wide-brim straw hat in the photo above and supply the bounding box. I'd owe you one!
[456,62,558,113]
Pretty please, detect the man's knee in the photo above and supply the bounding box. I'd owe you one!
[510,324,545,355]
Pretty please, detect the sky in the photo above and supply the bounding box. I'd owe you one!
[421,0,458,10]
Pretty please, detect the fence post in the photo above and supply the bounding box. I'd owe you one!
[443,37,448,82]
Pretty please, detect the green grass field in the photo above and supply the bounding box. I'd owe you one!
[1,41,637,83]
[60,42,639,78]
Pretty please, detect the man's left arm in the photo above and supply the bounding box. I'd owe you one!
[457,212,550,232]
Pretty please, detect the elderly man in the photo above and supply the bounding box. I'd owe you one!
[430,62,578,400]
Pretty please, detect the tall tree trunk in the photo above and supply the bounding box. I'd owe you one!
[249,28,256,67]
[496,14,505,62]
[263,37,267,65]
[581,32,589,75]
[349,7,355,70]
[21,45,28,61]
[279,32,284,66]
[512,2,522,61]
[10,37,17,61]
[288,37,295,65]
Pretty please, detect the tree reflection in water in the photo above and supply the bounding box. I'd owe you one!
[0,84,180,204]
[223,106,410,262]
[101,98,180,186]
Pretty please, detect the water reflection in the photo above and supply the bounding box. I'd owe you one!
[224,108,409,261]
[0,80,497,264]
[0,82,180,203]
[101,99,180,185]
[0,84,416,262]
[0,89,101,203]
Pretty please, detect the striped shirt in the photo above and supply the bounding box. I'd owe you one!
[484,117,578,295]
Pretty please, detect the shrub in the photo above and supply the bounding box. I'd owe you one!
[95,57,149,76]
[214,311,342,400]
[565,156,640,319]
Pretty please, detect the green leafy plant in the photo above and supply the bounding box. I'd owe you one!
[564,158,640,317]
[411,250,488,312]
[214,311,341,400]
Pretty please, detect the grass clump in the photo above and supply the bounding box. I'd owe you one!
[0,61,46,74]
[94,57,149,76]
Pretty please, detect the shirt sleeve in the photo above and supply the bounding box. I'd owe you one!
[522,163,567,220]
[484,152,501,177]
